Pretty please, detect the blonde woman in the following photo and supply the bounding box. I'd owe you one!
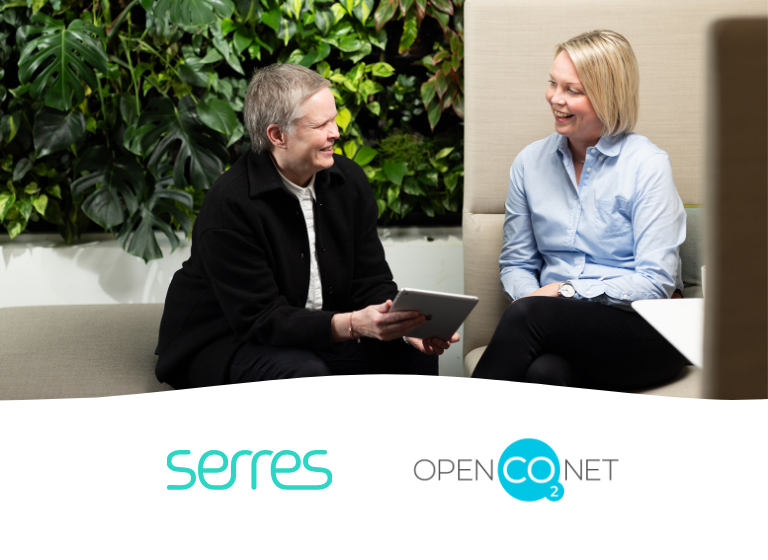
[473,31,689,389]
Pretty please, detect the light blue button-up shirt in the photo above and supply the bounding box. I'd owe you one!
[500,132,685,307]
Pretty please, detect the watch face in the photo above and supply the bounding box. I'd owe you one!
[559,283,575,298]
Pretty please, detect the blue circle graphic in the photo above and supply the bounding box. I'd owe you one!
[498,439,564,502]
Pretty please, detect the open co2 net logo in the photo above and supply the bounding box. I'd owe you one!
[498,438,564,502]
[414,438,618,502]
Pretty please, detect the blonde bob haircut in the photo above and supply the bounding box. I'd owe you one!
[244,63,331,153]
[555,30,639,137]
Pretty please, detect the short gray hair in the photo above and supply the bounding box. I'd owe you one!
[244,64,331,153]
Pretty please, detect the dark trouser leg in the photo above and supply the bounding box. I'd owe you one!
[317,337,439,376]
[228,337,438,383]
[229,345,332,383]
[472,297,690,391]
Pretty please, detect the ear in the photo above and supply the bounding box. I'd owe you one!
[266,124,288,150]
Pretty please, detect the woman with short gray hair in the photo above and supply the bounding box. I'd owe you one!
[156,64,458,388]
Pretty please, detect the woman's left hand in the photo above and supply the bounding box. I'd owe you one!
[522,282,561,298]
[406,332,461,356]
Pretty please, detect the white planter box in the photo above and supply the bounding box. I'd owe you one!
[0,226,465,376]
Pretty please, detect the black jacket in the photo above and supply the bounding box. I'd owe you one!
[155,150,398,388]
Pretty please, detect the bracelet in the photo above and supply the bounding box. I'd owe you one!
[348,311,361,343]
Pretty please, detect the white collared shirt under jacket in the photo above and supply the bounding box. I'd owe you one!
[275,169,323,311]
[500,132,686,307]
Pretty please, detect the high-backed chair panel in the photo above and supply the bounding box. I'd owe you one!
[463,0,767,370]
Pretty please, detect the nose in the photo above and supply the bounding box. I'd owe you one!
[329,119,340,140]
[549,86,565,107]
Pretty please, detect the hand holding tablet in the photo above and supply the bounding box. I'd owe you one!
[389,288,479,340]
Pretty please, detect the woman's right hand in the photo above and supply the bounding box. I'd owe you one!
[332,300,426,342]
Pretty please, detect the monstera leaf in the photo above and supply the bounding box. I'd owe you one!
[116,186,194,262]
[70,146,143,230]
[151,0,235,28]
[33,107,86,157]
[18,14,108,111]
[135,96,228,190]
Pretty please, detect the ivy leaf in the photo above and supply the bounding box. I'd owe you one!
[71,146,143,230]
[399,12,419,53]
[0,192,16,222]
[235,0,261,21]
[348,42,372,64]
[353,146,378,166]
[343,139,358,159]
[18,15,108,111]
[33,107,86,157]
[351,0,374,25]
[33,194,48,215]
[334,107,352,131]
[233,25,254,53]
[383,161,408,186]
[367,62,395,78]
[368,28,387,50]
[13,158,33,182]
[403,175,425,196]
[152,0,235,28]
[373,0,398,31]
[261,8,282,32]
[196,96,238,137]
[137,96,229,191]
[314,6,335,36]
[359,80,383,97]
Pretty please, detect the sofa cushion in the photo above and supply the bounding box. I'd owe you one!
[0,304,171,399]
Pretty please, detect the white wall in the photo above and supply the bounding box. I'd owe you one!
[0,227,466,376]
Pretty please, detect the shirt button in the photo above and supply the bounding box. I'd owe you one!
[587,290,592,295]
[587,167,591,172]
[599,156,604,161]
[622,294,628,299]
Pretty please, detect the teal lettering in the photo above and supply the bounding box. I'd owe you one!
[250,450,273,490]
[167,450,196,490]
[198,450,229,490]
[217,450,253,490]
[270,450,302,489]
[302,450,333,490]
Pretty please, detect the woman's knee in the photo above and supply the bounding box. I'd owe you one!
[524,354,574,386]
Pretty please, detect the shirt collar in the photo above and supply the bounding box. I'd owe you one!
[553,133,627,158]
[246,150,343,200]
[274,165,317,201]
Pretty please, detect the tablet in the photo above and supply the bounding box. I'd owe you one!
[389,288,479,340]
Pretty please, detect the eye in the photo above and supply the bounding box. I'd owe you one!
[568,88,581,95]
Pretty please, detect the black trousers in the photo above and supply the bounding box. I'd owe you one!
[472,297,690,390]
[228,336,438,383]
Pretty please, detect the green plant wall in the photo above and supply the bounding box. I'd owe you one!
[0,0,464,261]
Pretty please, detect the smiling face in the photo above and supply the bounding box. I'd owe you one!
[546,50,603,150]
[270,86,339,186]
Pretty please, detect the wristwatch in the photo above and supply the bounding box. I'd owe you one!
[557,281,576,298]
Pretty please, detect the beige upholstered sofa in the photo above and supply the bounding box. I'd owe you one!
[461,0,767,397]
[0,305,170,399]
